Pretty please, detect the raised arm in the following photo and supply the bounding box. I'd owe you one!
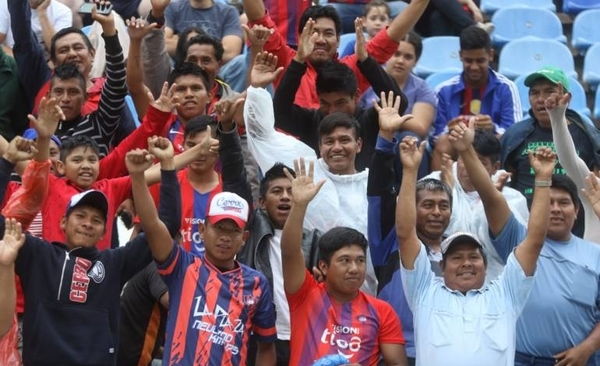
[547,83,600,243]
[142,0,172,99]
[242,0,265,23]
[384,0,429,43]
[128,138,176,263]
[281,158,325,295]
[396,136,426,269]
[126,17,158,122]
[449,121,511,236]
[513,147,554,275]
[36,0,72,53]
[0,219,24,337]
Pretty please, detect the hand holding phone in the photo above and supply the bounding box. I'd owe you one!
[78,1,113,15]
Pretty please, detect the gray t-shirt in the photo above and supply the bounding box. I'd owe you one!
[165,1,243,40]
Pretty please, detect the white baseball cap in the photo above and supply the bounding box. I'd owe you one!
[440,231,483,255]
[66,190,109,222]
[206,192,249,229]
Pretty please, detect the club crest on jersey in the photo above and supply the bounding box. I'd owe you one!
[89,261,105,283]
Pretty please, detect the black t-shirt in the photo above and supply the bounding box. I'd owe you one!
[507,122,596,206]
[117,263,168,365]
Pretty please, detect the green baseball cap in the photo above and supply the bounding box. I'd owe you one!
[524,66,570,92]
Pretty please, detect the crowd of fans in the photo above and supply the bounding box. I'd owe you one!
[0,0,599,365]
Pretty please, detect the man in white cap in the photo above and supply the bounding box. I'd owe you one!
[130,146,277,366]
[395,123,556,366]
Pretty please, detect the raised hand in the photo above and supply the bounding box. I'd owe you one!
[30,97,64,139]
[545,82,570,113]
[148,82,179,113]
[3,137,38,164]
[242,24,273,49]
[440,153,455,189]
[528,146,556,179]
[294,18,317,63]
[373,91,413,139]
[147,136,174,164]
[126,17,158,41]
[448,120,475,153]
[399,136,425,171]
[0,218,25,267]
[354,17,367,62]
[214,97,245,128]
[472,114,494,131]
[91,0,116,36]
[250,52,284,88]
[125,148,154,175]
[284,158,326,206]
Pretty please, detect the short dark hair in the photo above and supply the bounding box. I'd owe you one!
[50,27,94,63]
[316,61,357,97]
[551,174,581,210]
[472,130,501,163]
[185,34,225,63]
[184,115,217,140]
[318,112,362,141]
[59,135,100,162]
[364,0,390,17]
[168,62,211,91]
[460,25,492,52]
[318,227,368,265]
[174,26,207,65]
[404,31,423,61]
[416,178,453,207]
[299,5,342,37]
[259,163,295,199]
[51,63,87,95]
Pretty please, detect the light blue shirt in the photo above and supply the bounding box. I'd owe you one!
[492,214,600,357]
[401,244,533,366]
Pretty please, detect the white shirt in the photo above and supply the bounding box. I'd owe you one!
[401,244,533,366]
[0,0,72,48]
[267,229,291,340]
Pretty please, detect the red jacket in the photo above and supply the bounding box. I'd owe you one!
[248,11,399,109]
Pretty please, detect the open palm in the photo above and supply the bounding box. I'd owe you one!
[285,158,325,205]
[0,218,25,266]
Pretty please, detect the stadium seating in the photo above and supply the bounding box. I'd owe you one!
[81,25,92,35]
[572,9,600,54]
[413,36,461,78]
[481,0,556,15]
[594,88,600,120]
[425,71,460,90]
[125,95,140,127]
[498,37,577,80]
[337,33,357,56]
[583,43,600,90]
[491,7,566,48]
[563,0,600,15]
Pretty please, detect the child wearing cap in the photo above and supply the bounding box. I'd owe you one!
[0,140,182,365]
[131,147,277,365]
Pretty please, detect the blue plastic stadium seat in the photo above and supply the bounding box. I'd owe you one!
[572,10,600,54]
[491,7,566,48]
[413,36,461,78]
[481,0,555,15]
[595,88,600,120]
[425,71,460,90]
[563,0,600,15]
[583,43,600,90]
[498,37,577,80]
[81,25,92,35]
[125,95,140,127]
[337,33,357,57]
[515,75,591,119]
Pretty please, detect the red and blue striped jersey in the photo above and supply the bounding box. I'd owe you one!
[263,0,311,46]
[158,245,277,365]
[287,270,405,366]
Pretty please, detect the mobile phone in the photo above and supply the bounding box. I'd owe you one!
[78,2,113,15]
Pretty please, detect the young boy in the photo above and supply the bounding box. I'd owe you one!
[281,158,407,365]
[0,138,181,365]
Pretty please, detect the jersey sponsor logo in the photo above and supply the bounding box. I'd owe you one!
[69,257,92,303]
[89,261,105,283]
[183,217,204,225]
[191,295,245,355]
[320,325,362,358]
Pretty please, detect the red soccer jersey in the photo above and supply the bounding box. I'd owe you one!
[287,270,405,365]
[41,175,132,250]
[263,0,311,46]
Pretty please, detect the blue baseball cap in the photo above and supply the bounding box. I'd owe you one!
[22,128,62,148]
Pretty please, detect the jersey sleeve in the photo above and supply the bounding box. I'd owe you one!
[251,275,277,343]
[376,301,405,345]
[286,268,317,311]
[157,243,194,287]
